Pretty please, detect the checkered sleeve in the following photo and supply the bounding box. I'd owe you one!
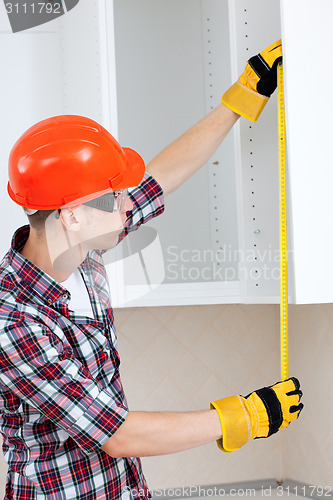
[119,172,164,242]
[0,321,128,452]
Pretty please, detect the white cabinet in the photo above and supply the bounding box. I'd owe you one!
[0,0,330,305]
[280,0,333,304]
[108,0,282,306]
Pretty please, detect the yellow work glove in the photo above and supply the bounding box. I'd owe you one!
[210,377,303,453]
[221,40,282,122]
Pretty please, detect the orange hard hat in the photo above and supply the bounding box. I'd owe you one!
[7,115,145,210]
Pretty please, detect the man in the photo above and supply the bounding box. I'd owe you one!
[0,41,303,499]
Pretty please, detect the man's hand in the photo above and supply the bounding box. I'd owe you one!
[221,40,282,122]
[210,377,303,453]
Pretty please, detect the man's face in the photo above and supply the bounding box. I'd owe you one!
[44,191,134,272]
[75,192,134,251]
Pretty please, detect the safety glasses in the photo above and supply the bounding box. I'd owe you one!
[83,189,129,213]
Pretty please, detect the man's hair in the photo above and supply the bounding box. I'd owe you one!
[23,209,57,234]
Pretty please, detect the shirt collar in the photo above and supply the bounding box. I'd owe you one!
[8,225,65,305]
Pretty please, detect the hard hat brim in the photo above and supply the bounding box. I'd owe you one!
[114,147,146,190]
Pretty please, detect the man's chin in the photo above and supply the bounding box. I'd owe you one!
[88,232,121,251]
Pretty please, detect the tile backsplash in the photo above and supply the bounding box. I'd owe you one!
[116,304,282,490]
[285,304,333,489]
[115,303,333,491]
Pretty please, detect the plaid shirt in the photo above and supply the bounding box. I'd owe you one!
[0,173,164,500]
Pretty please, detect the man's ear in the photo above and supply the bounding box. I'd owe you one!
[59,208,81,232]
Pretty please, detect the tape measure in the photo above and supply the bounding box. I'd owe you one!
[277,62,289,381]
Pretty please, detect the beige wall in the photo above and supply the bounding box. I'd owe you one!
[285,304,333,489]
[115,304,333,491]
[116,304,282,489]
[0,303,332,494]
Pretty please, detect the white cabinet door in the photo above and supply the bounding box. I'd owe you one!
[281,0,333,303]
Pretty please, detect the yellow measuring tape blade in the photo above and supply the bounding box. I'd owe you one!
[278,63,289,381]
